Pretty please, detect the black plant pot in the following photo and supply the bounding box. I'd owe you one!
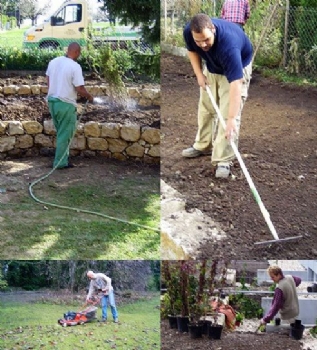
[177,316,189,333]
[275,317,281,326]
[290,323,305,340]
[201,320,212,334]
[168,315,178,329]
[188,322,203,339]
[294,319,302,328]
[208,324,223,340]
[307,286,313,293]
[312,283,317,292]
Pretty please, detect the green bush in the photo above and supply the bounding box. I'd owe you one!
[229,293,263,319]
[0,45,159,83]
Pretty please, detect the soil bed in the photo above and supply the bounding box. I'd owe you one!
[161,52,317,259]
[0,74,160,128]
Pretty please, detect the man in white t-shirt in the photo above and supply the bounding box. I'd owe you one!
[86,270,119,323]
[46,42,94,169]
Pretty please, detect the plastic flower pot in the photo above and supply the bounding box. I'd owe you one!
[168,315,178,329]
[207,324,223,340]
[176,316,189,333]
[290,323,305,340]
[201,320,212,334]
[188,322,203,339]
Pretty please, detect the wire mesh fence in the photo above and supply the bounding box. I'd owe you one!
[161,0,317,79]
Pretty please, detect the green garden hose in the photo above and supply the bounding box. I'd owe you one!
[28,100,159,233]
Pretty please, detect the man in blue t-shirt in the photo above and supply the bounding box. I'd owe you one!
[182,13,252,178]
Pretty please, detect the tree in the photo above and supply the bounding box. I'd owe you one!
[98,0,160,44]
[18,0,50,25]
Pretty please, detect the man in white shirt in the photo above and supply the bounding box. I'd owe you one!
[86,270,119,323]
[46,42,94,169]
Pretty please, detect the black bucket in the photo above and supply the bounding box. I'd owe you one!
[188,323,203,339]
[207,324,223,340]
[290,323,305,340]
[177,316,189,333]
[168,315,178,329]
[202,320,212,334]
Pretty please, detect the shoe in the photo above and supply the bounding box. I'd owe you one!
[98,318,107,323]
[56,163,75,169]
[215,162,231,178]
[114,318,119,323]
[182,146,211,158]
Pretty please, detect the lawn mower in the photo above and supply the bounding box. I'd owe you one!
[58,304,99,327]
[58,294,103,327]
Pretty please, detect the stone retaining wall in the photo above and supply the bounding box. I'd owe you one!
[0,85,160,163]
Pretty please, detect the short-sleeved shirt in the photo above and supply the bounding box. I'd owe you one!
[46,56,85,106]
[183,18,253,83]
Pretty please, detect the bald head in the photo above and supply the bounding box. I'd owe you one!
[87,270,96,279]
[67,42,81,60]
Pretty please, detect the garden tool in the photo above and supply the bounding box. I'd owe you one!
[205,85,302,245]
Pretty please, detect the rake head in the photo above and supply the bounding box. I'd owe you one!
[254,235,303,245]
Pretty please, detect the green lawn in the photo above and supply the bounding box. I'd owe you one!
[0,295,160,349]
[0,27,26,48]
[0,160,160,260]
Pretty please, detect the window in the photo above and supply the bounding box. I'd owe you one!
[53,5,82,26]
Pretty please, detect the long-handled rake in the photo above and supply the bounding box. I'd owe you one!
[205,86,302,245]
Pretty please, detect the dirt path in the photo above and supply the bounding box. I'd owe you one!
[161,52,317,259]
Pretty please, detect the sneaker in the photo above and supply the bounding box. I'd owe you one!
[182,146,211,158]
[114,318,119,323]
[57,163,76,169]
[215,162,231,178]
[98,318,107,323]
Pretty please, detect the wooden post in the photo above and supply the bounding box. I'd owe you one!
[282,0,290,67]
[164,0,167,41]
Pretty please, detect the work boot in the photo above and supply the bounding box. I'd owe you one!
[182,146,211,158]
[215,162,231,178]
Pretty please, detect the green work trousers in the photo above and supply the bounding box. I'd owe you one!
[193,62,252,166]
[48,97,77,168]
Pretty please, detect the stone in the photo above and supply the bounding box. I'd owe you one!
[16,134,34,149]
[127,87,141,99]
[18,85,31,95]
[0,121,7,134]
[34,134,53,147]
[100,123,120,138]
[30,85,42,95]
[3,85,18,95]
[141,127,160,144]
[107,138,128,153]
[41,86,48,94]
[84,121,100,137]
[120,125,140,142]
[22,121,43,134]
[0,136,16,152]
[8,121,24,135]
[43,120,56,135]
[86,86,101,95]
[125,143,145,157]
[87,137,108,150]
[141,88,160,100]
[70,136,86,150]
[147,144,160,158]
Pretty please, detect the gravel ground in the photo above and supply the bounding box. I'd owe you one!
[237,319,317,350]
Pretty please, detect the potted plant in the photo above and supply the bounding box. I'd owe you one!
[176,260,190,333]
[235,312,244,327]
[161,261,181,329]
[187,260,207,339]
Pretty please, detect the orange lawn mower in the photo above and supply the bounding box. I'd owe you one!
[58,296,101,327]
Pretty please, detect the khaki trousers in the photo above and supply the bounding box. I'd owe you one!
[193,62,252,166]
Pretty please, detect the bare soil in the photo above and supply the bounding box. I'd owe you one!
[161,319,307,350]
[161,52,317,259]
[0,73,160,128]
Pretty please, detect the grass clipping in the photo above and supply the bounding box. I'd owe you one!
[100,45,129,110]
